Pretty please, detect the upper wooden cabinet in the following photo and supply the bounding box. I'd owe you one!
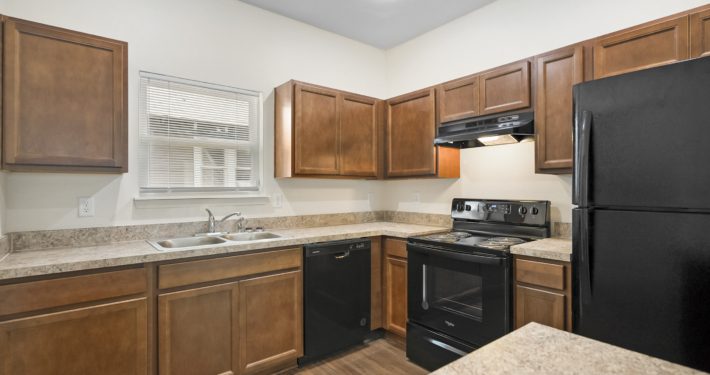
[593,16,689,79]
[437,75,480,124]
[275,80,382,178]
[386,88,459,178]
[2,17,128,173]
[691,9,710,58]
[479,60,531,115]
[534,46,585,174]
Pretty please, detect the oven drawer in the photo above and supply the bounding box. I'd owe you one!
[406,322,476,371]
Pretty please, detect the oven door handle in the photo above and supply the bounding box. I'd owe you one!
[408,243,504,266]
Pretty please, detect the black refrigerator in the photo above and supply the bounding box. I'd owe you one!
[572,56,710,372]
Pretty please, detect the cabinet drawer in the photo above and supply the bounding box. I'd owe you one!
[0,267,147,316]
[159,248,302,289]
[384,237,407,259]
[515,258,565,290]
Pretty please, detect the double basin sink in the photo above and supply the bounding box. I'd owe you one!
[149,232,282,251]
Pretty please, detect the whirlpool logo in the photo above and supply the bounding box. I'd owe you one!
[444,320,455,327]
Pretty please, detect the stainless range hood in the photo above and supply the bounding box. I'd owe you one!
[435,112,534,148]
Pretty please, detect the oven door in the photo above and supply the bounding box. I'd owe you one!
[407,242,511,347]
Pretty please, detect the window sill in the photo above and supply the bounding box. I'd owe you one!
[133,193,270,208]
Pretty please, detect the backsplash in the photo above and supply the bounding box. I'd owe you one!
[0,236,9,260]
[7,211,571,252]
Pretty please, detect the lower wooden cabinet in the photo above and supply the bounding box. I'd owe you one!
[514,256,572,331]
[383,238,408,337]
[158,283,239,375]
[157,248,303,375]
[0,298,148,375]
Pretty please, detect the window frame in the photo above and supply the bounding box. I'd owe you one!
[137,71,264,197]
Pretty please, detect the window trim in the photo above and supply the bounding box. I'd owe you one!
[137,71,264,197]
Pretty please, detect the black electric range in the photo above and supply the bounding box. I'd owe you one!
[406,198,550,371]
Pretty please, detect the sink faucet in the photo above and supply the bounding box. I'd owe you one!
[205,209,242,234]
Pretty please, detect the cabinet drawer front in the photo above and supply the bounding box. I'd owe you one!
[593,16,689,79]
[515,258,565,290]
[384,237,407,259]
[159,248,302,289]
[0,267,147,316]
[0,298,148,375]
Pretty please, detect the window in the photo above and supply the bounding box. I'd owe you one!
[138,72,261,193]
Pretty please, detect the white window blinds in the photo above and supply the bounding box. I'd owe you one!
[139,72,261,192]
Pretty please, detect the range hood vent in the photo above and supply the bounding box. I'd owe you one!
[435,112,534,148]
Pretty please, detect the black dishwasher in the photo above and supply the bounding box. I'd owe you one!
[300,238,371,365]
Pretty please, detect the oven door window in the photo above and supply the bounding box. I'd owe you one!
[427,264,483,321]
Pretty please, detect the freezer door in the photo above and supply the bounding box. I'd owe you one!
[573,56,710,209]
[573,208,710,372]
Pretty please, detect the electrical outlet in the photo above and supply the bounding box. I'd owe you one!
[413,192,421,204]
[272,193,283,208]
[78,197,95,217]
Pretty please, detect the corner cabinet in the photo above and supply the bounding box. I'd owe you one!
[514,256,572,331]
[534,45,585,174]
[593,15,689,79]
[386,88,459,178]
[275,80,382,178]
[2,17,128,173]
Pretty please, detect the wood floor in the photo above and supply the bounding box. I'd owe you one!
[286,335,428,375]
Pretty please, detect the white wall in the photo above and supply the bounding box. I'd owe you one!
[384,0,707,223]
[1,0,387,231]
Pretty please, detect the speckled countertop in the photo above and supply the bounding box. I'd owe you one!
[433,322,704,375]
[510,238,572,262]
[0,222,446,281]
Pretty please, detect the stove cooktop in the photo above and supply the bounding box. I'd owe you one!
[413,231,528,252]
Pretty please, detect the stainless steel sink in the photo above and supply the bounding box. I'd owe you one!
[221,232,282,241]
[153,236,227,249]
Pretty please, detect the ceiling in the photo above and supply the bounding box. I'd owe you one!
[239,0,496,49]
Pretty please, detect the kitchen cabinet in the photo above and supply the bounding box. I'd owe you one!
[514,256,572,331]
[383,237,408,337]
[275,80,382,178]
[158,283,239,375]
[691,9,710,58]
[0,268,149,375]
[2,17,128,173]
[479,60,531,116]
[157,247,303,375]
[437,75,480,124]
[534,45,585,174]
[386,88,459,178]
[593,15,689,79]
[239,270,303,375]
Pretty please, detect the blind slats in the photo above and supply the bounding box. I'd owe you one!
[139,72,261,192]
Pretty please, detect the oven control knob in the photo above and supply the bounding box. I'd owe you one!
[465,204,472,211]
[518,206,528,215]
[531,207,539,215]
[455,202,465,212]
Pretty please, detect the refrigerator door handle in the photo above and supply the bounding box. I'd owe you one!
[578,209,593,302]
[573,110,593,206]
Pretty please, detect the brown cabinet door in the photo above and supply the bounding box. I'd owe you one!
[340,94,380,177]
[515,285,566,331]
[239,270,303,375]
[593,16,689,79]
[534,46,584,173]
[0,299,148,375]
[479,60,531,115]
[386,88,437,177]
[2,18,127,172]
[438,75,480,124]
[384,255,408,337]
[294,83,340,175]
[691,9,710,58]
[158,283,239,375]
